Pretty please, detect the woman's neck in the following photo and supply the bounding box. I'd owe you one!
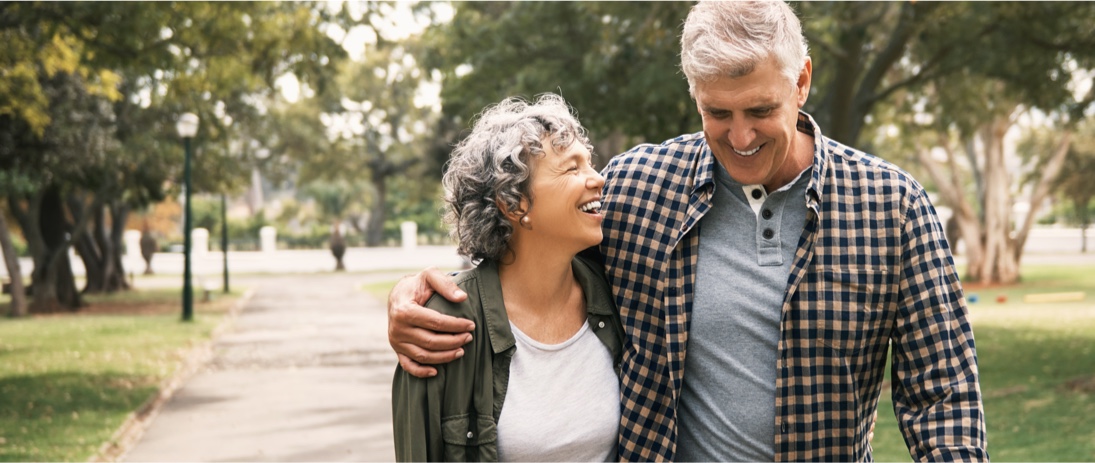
[497,241,586,344]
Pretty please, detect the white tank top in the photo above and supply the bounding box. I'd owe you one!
[497,320,620,462]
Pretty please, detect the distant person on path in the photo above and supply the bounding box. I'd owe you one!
[391,94,625,461]
[388,1,987,460]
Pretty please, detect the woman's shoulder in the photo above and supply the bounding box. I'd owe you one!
[571,255,617,314]
[573,255,610,291]
[423,267,486,320]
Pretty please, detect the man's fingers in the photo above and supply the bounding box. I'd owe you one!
[867,409,878,443]
[397,353,437,378]
[395,325,473,351]
[421,267,467,303]
[404,303,475,334]
[397,341,466,365]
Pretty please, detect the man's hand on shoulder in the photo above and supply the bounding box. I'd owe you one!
[387,267,475,378]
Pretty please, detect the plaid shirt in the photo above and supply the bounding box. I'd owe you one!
[599,112,987,462]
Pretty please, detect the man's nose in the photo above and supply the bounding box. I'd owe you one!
[728,119,757,149]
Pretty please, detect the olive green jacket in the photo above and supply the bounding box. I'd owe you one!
[392,257,626,462]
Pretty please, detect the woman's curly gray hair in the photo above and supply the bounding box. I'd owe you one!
[442,93,593,262]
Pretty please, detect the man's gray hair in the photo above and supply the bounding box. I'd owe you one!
[681,1,809,94]
[442,93,593,262]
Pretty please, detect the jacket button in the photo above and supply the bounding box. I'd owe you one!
[467,431,474,439]
[598,321,606,329]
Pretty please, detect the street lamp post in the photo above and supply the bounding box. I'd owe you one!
[221,193,229,293]
[176,112,199,322]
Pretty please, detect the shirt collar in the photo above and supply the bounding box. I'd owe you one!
[799,111,829,210]
[693,111,829,207]
[475,257,616,355]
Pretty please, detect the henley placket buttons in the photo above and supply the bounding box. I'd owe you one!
[762,209,773,220]
[763,229,774,239]
[751,188,763,200]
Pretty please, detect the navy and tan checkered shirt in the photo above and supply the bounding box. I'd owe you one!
[599,112,987,461]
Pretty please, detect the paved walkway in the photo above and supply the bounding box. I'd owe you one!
[122,273,402,462]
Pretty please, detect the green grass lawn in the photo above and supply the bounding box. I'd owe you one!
[0,288,241,462]
[362,280,400,303]
[871,264,1095,461]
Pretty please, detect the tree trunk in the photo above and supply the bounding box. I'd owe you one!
[976,116,1020,284]
[1083,223,1090,253]
[74,199,130,294]
[1012,131,1073,262]
[0,212,28,317]
[918,143,984,280]
[330,222,347,271]
[28,186,83,313]
[140,231,157,274]
[593,130,629,165]
[365,173,387,247]
[75,231,105,293]
[1080,195,1092,253]
[110,204,130,289]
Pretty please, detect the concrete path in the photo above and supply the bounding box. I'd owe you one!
[122,272,402,462]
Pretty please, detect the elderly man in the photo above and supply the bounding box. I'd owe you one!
[387,1,987,461]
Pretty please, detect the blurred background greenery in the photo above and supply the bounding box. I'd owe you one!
[1,2,1094,459]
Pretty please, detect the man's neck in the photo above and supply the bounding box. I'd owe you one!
[763,129,815,193]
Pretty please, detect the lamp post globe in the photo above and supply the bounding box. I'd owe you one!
[177,112,199,322]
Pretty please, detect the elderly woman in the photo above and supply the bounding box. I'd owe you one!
[392,94,625,461]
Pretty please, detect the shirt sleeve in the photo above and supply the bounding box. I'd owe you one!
[891,189,988,461]
[392,365,445,461]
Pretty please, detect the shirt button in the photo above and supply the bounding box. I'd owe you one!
[762,209,773,220]
[467,431,474,439]
[598,321,606,329]
[781,422,788,433]
[751,188,763,200]
[763,228,774,239]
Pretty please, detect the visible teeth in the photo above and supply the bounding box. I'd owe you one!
[579,200,601,213]
[733,144,762,156]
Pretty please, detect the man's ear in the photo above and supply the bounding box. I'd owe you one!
[796,57,812,108]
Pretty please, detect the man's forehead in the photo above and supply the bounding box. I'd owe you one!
[696,79,791,108]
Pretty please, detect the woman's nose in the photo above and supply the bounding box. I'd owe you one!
[586,168,605,190]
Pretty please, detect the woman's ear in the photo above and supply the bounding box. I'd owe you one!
[497,197,531,229]
[496,198,526,223]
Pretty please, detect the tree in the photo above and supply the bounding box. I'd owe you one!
[2,70,119,313]
[424,2,697,158]
[876,2,1095,284]
[291,37,437,247]
[424,2,1095,285]
[1021,121,1095,253]
[0,2,357,312]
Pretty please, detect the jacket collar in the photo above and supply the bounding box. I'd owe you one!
[475,257,615,355]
